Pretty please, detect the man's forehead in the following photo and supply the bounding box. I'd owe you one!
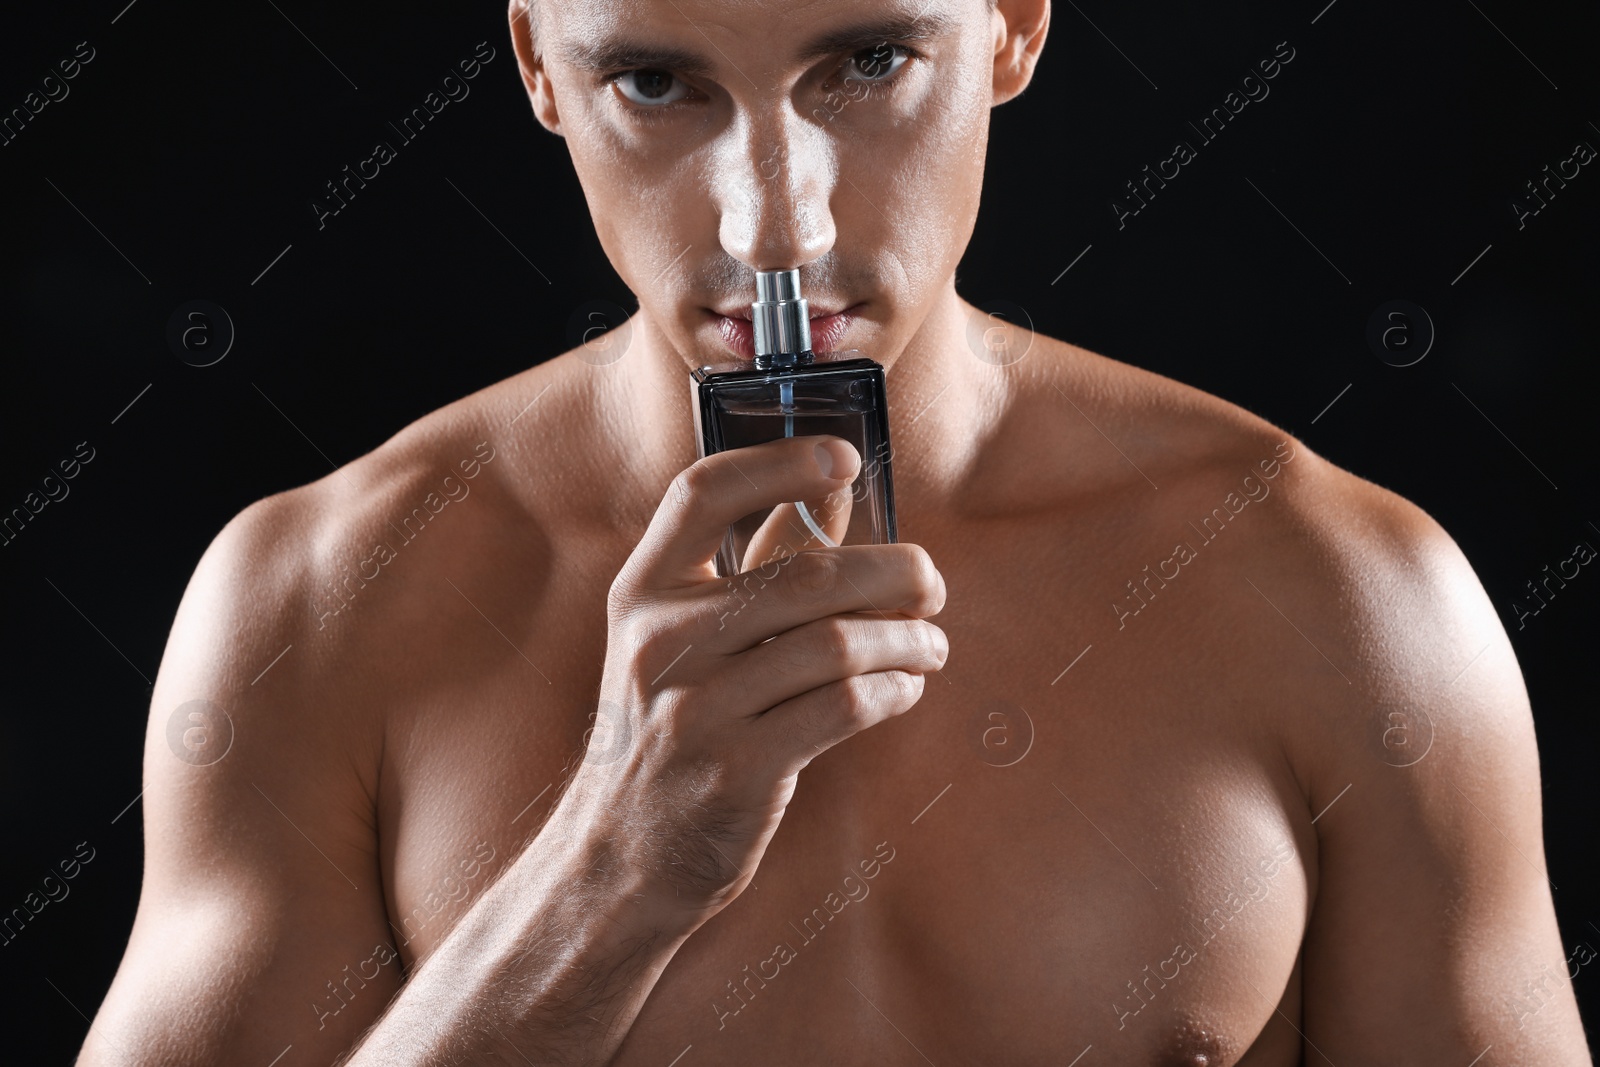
[544,0,967,78]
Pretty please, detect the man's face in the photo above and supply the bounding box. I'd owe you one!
[524,0,999,371]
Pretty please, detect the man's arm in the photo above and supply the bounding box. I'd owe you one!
[79,493,407,1061]
[83,429,945,1065]
[1283,476,1591,1062]
[337,787,695,1066]
[78,491,702,1066]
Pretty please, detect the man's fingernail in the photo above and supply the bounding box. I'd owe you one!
[813,439,859,480]
[814,441,836,478]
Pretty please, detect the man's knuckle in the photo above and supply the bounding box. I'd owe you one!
[884,545,935,610]
[671,462,711,510]
[888,669,924,707]
[816,616,855,664]
[789,550,839,601]
[830,674,876,726]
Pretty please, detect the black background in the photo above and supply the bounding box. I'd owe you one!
[2,0,1596,1060]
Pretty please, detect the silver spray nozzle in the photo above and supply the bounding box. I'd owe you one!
[752,268,813,369]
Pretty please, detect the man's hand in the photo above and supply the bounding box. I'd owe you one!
[346,431,946,1064]
[561,431,948,920]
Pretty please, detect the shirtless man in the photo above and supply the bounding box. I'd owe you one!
[79,0,1591,1063]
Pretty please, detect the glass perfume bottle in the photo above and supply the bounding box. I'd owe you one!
[691,268,897,578]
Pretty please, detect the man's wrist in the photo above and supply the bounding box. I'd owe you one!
[537,785,716,942]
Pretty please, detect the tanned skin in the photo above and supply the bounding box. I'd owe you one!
[79,0,1591,1063]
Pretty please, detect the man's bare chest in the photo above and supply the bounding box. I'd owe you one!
[376,519,1316,1065]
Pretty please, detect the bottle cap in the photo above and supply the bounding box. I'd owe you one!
[752,268,814,369]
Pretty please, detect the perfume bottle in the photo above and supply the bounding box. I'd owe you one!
[691,268,897,578]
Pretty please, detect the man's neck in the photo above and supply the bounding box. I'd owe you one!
[600,280,1005,517]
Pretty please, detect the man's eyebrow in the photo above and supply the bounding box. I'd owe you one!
[793,11,960,63]
[557,39,717,78]
[556,10,959,77]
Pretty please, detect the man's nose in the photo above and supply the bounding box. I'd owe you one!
[715,108,836,272]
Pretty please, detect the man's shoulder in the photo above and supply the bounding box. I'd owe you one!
[1023,333,1491,679]
[1029,337,1528,831]
[1037,334,1457,568]
[263,347,600,533]
[188,357,587,662]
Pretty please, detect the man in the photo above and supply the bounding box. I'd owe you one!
[81,0,1591,1063]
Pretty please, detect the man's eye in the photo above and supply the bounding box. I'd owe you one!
[612,69,692,107]
[842,43,910,83]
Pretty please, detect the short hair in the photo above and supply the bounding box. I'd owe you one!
[520,0,1002,65]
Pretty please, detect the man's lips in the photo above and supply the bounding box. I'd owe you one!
[706,302,863,360]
